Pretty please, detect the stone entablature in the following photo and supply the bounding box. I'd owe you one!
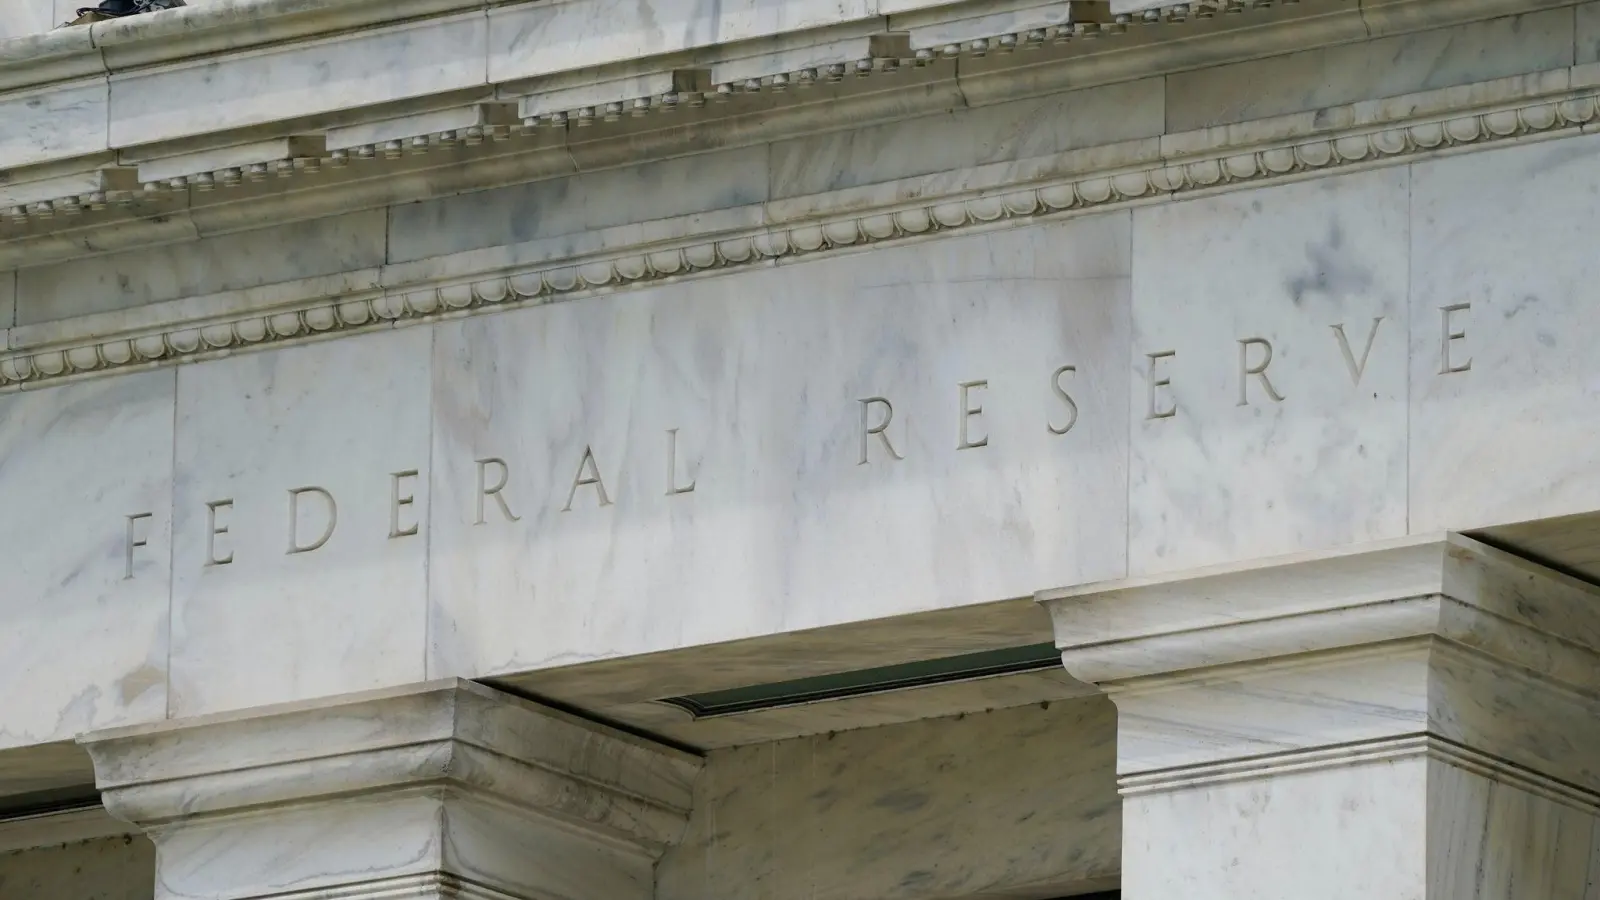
[0,0,1579,269]
[0,62,1589,392]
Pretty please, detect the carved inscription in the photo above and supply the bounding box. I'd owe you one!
[665,429,696,496]
[1440,303,1471,374]
[858,397,902,465]
[474,458,519,524]
[1049,365,1079,435]
[1236,338,1284,407]
[563,446,613,511]
[957,381,989,450]
[389,470,419,539]
[1146,351,1178,420]
[109,304,1473,579]
[287,487,337,554]
[205,499,234,566]
[1332,317,1383,386]
[124,513,152,580]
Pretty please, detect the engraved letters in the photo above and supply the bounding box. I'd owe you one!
[475,458,520,524]
[287,487,338,554]
[1332,317,1384,386]
[389,470,419,539]
[124,512,152,580]
[1146,351,1177,420]
[1440,303,1472,374]
[957,381,989,450]
[858,397,903,464]
[1236,338,1285,407]
[666,429,696,496]
[1049,365,1078,435]
[563,445,613,511]
[205,500,234,566]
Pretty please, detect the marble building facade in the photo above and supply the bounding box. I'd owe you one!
[6,0,1600,896]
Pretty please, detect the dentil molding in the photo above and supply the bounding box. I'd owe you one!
[3,70,1598,392]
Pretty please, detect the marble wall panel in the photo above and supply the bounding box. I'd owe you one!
[488,0,873,84]
[17,210,386,325]
[656,697,1120,900]
[1578,0,1600,64]
[427,216,1129,676]
[385,147,770,265]
[107,12,487,147]
[767,77,1164,199]
[1125,759,1430,900]
[1128,167,1408,575]
[0,835,155,900]
[0,79,108,172]
[167,329,431,717]
[1410,133,1600,532]
[1166,10,1573,131]
[0,372,172,749]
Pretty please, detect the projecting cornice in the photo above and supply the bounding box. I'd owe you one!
[0,0,1572,244]
[1,63,1593,392]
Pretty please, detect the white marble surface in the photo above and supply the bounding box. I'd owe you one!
[487,0,873,84]
[1410,132,1600,531]
[1128,167,1409,575]
[426,216,1130,677]
[166,329,431,717]
[1126,755,1600,900]
[18,210,386,325]
[81,680,696,900]
[0,372,172,749]
[0,835,155,900]
[657,697,1120,900]
[1165,9,1574,131]
[766,78,1163,200]
[106,11,486,147]
[384,147,769,265]
[1126,758,1429,900]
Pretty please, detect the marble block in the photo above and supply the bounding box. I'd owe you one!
[488,0,873,84]
[0,372,172,749]
[766,77,1164,200]
[106,11,486,147]
[0,78,108,172]
[1410,132,1600,531]
[427,216,1131,678]
[1128,166,1408,575]
[385,147,769,265]
[17,210,386,325]
[657,697,1121,900]
[166,329,431,717]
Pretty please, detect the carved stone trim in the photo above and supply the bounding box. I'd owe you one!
[1118,734,1600,813]
[4,86,1596,391]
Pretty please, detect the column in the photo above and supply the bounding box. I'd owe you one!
[78,679,702,900]
[1040,534,1600,899]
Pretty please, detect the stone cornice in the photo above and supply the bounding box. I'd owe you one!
[5,65,1599,393]
[0,0,1569,243]
[79,679,702,849]
[1039,533,1600,689]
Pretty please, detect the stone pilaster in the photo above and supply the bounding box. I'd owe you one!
[1040,534,1600,900]
[78,679,702,900]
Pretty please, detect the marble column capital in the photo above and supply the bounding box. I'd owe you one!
[1039,534,1600,789]
[77,678,702,900]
